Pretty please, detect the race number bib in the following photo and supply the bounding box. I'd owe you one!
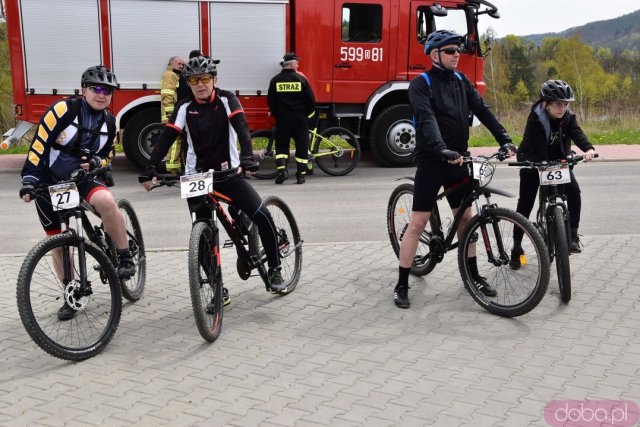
[472,161,488,181]
[180,171,213,198]
[49,182,80,211]
[539,165,570,186]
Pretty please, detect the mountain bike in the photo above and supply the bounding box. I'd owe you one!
[387,151,550,317]
[150,169,302,342]
[250,108,360,178]
[16,165,146,361]
[507,153,597,303]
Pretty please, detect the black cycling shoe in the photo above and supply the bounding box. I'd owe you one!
[472,276,497,297]
[117,258,136,279]
[393,284,410,309]
[570,236,582,253]
[57,303,76,321]
[509,248,524,270]
[268,269,287,293]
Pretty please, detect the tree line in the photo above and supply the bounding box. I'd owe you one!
[483,29,640,120]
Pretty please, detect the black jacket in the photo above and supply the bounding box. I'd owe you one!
[267,69,315,120]
[409,66,511,161]
[517,101,594,162]
[150,89,252,173]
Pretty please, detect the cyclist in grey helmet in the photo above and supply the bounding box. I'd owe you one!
[511,80,596,263]
[139,56,287,304]
[19,65,135,321]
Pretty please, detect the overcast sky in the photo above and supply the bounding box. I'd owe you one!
[477,1,639,37]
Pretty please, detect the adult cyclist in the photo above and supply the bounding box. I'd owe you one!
[19,65,136,321]
[510,80,595,265]
[393,30,516,309]
[139,56,286,304]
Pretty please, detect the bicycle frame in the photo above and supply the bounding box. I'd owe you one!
[410,157,515,266]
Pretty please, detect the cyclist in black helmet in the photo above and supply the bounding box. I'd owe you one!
[392,29,516,309]
[511,80,596,260]
[19,65,136,321]
[139,56,287,304]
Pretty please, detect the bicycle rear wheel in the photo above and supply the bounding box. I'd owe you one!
[314,127,360,176]
[387,183,439,276]
[552,206,571,303]
[188,222,223,342]
[458,208,550,317]
[251,129,278,180]
[117,199,146,302]
[249,196,302,294]
[16,234,122,361]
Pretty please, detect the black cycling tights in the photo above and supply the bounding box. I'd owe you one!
[514,168,581,241]
[187,175,280,270]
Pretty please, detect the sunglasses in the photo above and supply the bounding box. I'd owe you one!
[187,75,213,86]
[87,86,114,95]
[438,47,463,55]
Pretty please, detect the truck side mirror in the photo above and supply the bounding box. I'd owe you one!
[429,3,448,17]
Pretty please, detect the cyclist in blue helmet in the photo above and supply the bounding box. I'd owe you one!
[392,29,516,309]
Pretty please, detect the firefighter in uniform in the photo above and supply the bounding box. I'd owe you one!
[267,52,316,184]
[160,56,186,173]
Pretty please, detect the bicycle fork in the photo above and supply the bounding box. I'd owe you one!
[475,199,509,266]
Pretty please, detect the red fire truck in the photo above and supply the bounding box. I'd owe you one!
[2,0,500,168]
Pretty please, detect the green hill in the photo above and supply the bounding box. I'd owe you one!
[523,9,640,52]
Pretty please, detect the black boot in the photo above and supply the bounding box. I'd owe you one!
[509,239,524,270]
[275,157,289,184]
[295,162,307,184]
[570,228,582,253]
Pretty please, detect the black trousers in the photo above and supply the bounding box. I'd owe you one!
[275,113,309,163]
[187,175,280,269]
[514,168,581,241]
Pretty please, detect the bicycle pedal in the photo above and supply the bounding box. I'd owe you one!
[223,240,234,248]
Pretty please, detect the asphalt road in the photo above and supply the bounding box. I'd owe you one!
[1,158,638,254]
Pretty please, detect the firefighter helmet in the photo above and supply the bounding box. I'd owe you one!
[81,65,118,89]
[424,30,463,54]
[183,56,218,77]
[540,80,575,102]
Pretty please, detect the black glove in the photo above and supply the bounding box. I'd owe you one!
[440,149,461,162]
[138,165,157,183]
[88,156,102,171]
[500,143,517,154]
[240,156,259,172]
[101,171,115,187]
[19,183,35,199]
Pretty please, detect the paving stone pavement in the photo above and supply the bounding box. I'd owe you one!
[1,235,639,426]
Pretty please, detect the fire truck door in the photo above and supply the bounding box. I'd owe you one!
[332,0,390,103]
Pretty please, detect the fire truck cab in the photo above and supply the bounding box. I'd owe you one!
[3,0,500,168]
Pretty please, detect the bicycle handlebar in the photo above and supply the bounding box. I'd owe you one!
[508,153,599,168]
[462,148,511,164]
[149,168,240,191]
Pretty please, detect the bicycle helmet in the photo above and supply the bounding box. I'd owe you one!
[540,80,575,102]
[183,56,218,77]
[424,30,463,54]
[81,65,118,89]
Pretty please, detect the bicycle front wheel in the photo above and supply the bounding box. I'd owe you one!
[16,234,122,361]
[552,206,571,303]
[251,129,278,180]
[117,199,146,302]
[250,196,302,294]
[458,207,550,317]
[314,127,361,176]
[188,222,223,342]
[387,183,439,276]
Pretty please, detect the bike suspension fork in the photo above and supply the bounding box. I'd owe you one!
[73,211,89,287]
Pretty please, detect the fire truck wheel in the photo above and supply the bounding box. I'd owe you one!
[123,108,164,170]
[369,104,416,167]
